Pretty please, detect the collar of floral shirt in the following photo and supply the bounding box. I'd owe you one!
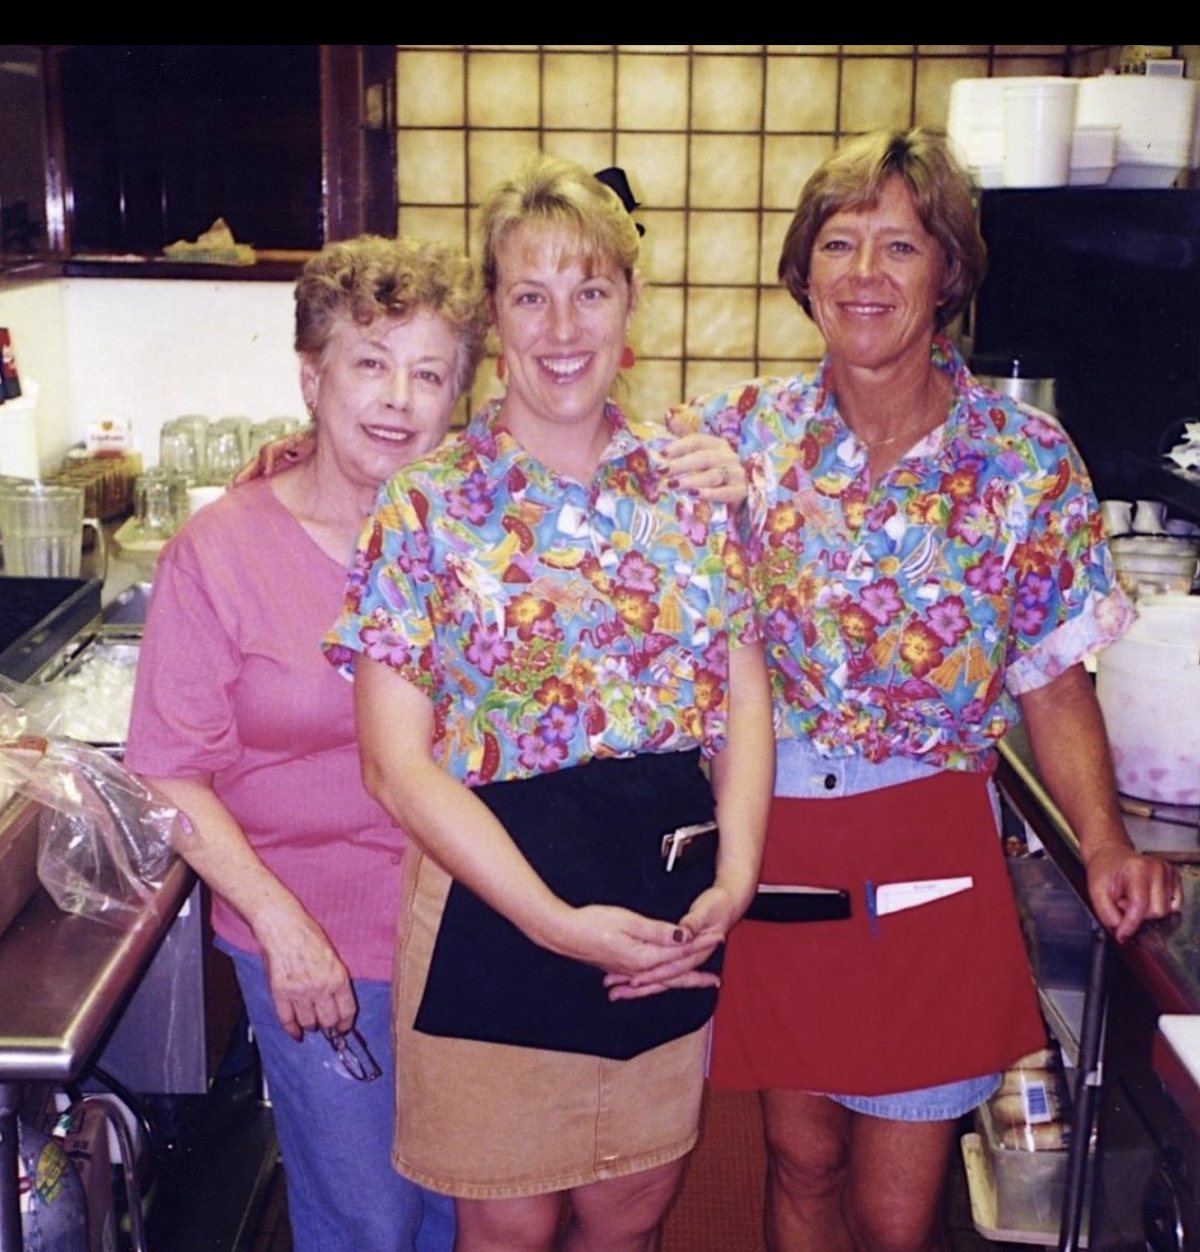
[808,335,986,477]
[464,398,654,490]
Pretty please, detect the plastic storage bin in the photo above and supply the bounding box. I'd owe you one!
[975,1101,1090,1236]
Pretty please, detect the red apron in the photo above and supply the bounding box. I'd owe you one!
[710,770,1046,1096]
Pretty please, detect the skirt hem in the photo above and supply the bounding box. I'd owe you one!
[393,1131,699,1200]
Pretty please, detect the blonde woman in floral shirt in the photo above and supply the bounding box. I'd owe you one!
[325,156,772,1252]
[677,130,1180,1252]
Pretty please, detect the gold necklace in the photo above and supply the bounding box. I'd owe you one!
[856,426,923,450]
[852,374,953,452]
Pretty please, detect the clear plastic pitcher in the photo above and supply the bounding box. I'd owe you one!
[0,482,103,577]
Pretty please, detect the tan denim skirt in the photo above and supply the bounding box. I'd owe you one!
[391,846,709,1199]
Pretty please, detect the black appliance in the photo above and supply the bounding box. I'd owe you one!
[971,189,1200,519]
[0,577,101,681]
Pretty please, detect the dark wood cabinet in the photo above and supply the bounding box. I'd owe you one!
[2,45,395,270]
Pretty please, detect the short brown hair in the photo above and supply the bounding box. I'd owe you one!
[294,235,488,395]
[778,129,986,331]
[477,155,640,295]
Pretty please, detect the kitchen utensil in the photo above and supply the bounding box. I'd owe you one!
[1132,498,1168,534]
[158,419,203,479]
[1117,795,1200,832]
[973,354,1058,416]
[1100,499,1133,537]
[133,470,188,540]
[0,482,103,579]
[248,418,292,457]
[203,423,244,486]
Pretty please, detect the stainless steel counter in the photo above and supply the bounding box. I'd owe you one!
[0,538,193,1250]
[0,812,193,1081]
[997,725,1200,1249]
[998,723,1200,1015]
[0,797,193,1251]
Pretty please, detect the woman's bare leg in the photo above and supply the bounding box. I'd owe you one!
[761,1090,853,1252]
[760,1090,956,1252]
[842,1114,956,1252]
[454,1193,563,1252]
[563,1158,687,1252]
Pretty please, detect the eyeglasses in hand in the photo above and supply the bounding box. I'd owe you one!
[322,1027,382,1083]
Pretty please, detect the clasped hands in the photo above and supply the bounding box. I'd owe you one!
[538,885,747,1004]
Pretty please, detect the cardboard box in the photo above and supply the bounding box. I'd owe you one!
[60,1103,119,1252]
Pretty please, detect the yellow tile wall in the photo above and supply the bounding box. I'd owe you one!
[396,45,1077,422]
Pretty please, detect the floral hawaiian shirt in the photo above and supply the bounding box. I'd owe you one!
[676,339,1133,772]
[324,401,758,786]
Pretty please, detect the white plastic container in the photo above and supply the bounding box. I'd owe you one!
[1079,75,1197,187]
[1069,124,1116,186]
[948,77,1006,185]
[1003,78,1079,188]
[1110,535,1199,599]
[0,379,42,479]
[1096,595,1200,805]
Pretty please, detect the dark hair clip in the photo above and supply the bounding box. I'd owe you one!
[594,167,646,237]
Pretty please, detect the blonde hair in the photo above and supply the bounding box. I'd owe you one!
[295,235,488,395]
[778,128,987,331]
[477,155,640,294]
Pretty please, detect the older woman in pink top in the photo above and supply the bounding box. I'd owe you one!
[126,236,489,1252]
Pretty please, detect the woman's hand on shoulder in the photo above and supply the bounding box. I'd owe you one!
[255,902,357,1040]
[232,430,317,486]
[1084,841,1182,945]
[661,413,747,507]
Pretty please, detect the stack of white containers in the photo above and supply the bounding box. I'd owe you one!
[948,73,1199,190]
[946,78,1007,186]
[1077,76,1198,186]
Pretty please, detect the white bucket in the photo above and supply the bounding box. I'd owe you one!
[1096,595,1200,805]
[0,379,42,479]
[1003,78,1078,188]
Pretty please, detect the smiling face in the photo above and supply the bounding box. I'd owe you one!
[300,308,462,497]
[807,176,947,378]
[492,222,638,447]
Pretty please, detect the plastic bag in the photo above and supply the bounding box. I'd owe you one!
[1,677,182,928]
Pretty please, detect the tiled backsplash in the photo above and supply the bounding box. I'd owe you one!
[395,45,1104,421]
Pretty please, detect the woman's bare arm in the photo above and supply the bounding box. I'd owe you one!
[144,775,356,1038]
[1018,663,1180,943]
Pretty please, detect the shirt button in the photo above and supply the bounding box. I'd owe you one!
[823,773,838,791]
[390,854,402,865]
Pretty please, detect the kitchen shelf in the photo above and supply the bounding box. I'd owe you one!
[1123,452,1200,523]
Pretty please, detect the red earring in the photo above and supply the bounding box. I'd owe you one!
[496,355,507,382]
[620,344,636,370]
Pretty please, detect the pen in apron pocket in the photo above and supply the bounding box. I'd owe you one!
[865,876,974,939]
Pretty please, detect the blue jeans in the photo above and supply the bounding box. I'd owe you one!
[223,942,454,1252]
